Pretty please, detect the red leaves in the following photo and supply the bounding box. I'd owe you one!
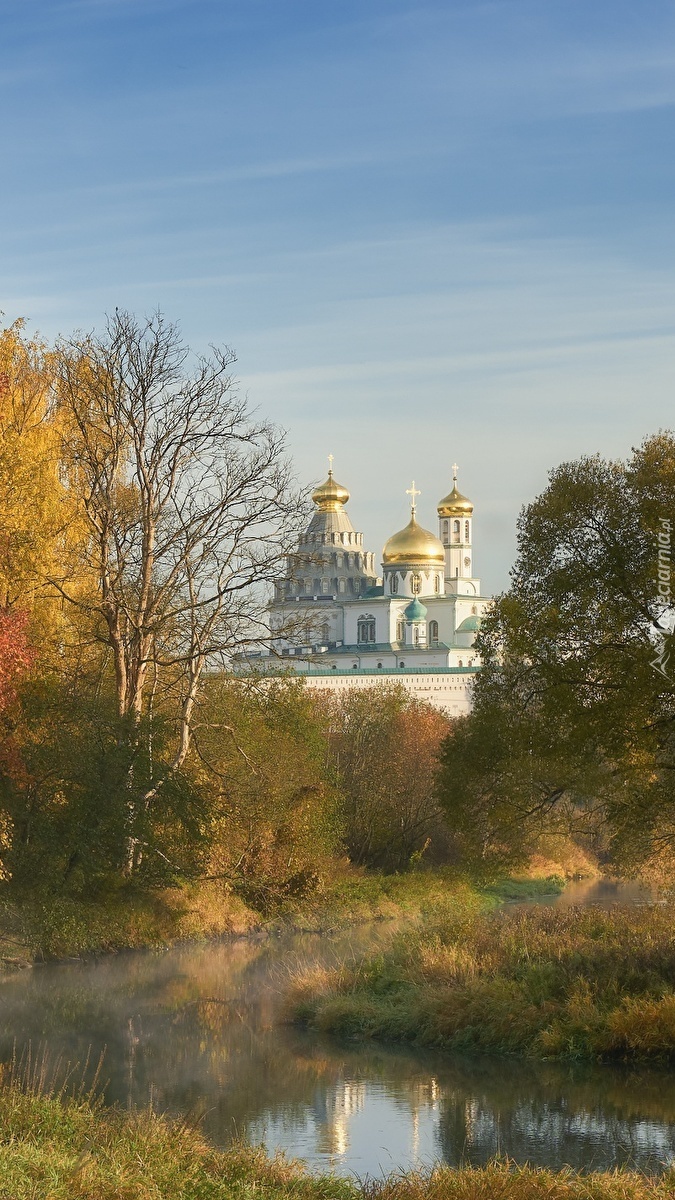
[0,608,34,714]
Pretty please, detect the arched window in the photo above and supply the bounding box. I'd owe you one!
[390,573,398,594]
[453,519,460,543]
[458,659,463,667]
[434,574,440,594]
[443,520,448,542]
[411,573,422,595]
[321,622,329,643]
[471,605,477,615]
[465,520,470,542]
[357,615,376,644]
[377,661,382,668]
[396,619,404,641]
[399,661,405,668]
[429,620,439,645]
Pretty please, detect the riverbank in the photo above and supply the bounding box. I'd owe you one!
[0,1081,672,1199]
[0,869,562,968]
[286,902,675,1063]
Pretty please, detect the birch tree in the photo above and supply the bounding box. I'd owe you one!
[53,310,306,865]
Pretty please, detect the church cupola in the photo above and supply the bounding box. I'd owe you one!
[382,482,445,599]
[403,596,428,647]
[311,466,350,512]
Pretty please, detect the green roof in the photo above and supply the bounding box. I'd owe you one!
[457,614,481,632]
[404,597,428,622]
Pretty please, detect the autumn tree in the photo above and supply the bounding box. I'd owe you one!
[437,433,675,878]
[189,677,341,907]
[52,310,306,870]
[327,686,451,871]
[0,321,76,623]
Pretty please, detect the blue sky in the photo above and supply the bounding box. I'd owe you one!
[3,0,675,591]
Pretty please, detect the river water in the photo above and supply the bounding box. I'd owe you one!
[1,879,674,1178]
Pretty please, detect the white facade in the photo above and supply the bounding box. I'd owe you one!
[249,466,491,715]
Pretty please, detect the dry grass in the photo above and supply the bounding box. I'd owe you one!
[286,903,675,1062]
[0,1076,672,1199]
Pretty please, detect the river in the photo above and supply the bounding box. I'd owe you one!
[1,878,673,1179]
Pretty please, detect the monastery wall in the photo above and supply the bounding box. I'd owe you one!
[301,668,477,717]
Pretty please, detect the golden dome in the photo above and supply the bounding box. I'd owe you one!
[311,469,350,512]
[437,467,473,517]
[382,515,445,565]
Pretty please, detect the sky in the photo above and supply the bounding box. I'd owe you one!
[2,0,675,593]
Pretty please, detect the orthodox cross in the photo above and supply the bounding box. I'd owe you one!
[452,462,458,484]
[328,453,334,475]
[406,480,421,516]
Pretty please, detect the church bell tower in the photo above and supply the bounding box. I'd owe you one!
[437,464,477,595]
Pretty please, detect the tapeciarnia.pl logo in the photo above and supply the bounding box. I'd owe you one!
[650,518,675,681]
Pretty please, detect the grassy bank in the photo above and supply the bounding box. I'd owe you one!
[287,902,675,1063]
[0,867,548,966]
[0,1081,672,1200]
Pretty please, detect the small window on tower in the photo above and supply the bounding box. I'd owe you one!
[390,574,398,594]
[396,619,404,641]
[434,574,440,594]
[465,520,470,541]
[443,520,448,542]
[411,573,422,595]
[429,620,439,645]
[453,520,460,543]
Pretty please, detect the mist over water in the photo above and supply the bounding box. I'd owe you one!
[1,882,673,1178]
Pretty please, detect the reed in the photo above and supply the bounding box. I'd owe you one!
[286,903,675,1062]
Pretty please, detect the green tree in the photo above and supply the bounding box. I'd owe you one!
[437,432,675,878]
[190,677,341,908]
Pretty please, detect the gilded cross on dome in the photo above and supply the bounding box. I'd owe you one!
[452,462,458,483]
[328,453,334,475]
[406,480,421,516]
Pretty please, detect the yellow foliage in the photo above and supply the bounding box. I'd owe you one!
[0,320,91,660]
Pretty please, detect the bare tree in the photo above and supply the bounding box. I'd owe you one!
[52,310,307,864]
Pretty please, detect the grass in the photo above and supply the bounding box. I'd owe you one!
[0,869,498,966]
[484,875,566,902]
[0,866,566,967]
[286,902,675,1063]
[0,881,261,967]
[0,1076,673,1199]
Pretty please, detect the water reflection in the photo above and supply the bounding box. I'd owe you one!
[0,895,673,1176]
[531,878,658,909]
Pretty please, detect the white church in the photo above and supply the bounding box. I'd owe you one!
[250,463,492,715]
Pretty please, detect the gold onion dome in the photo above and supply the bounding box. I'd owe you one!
[383,514,445,565]
[311,468,350,512]
[437,465,473,517]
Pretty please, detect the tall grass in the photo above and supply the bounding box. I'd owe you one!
[0,1073,673,1199]
[286,903,675,1062]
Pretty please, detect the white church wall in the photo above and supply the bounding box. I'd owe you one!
[301,670,476,717]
